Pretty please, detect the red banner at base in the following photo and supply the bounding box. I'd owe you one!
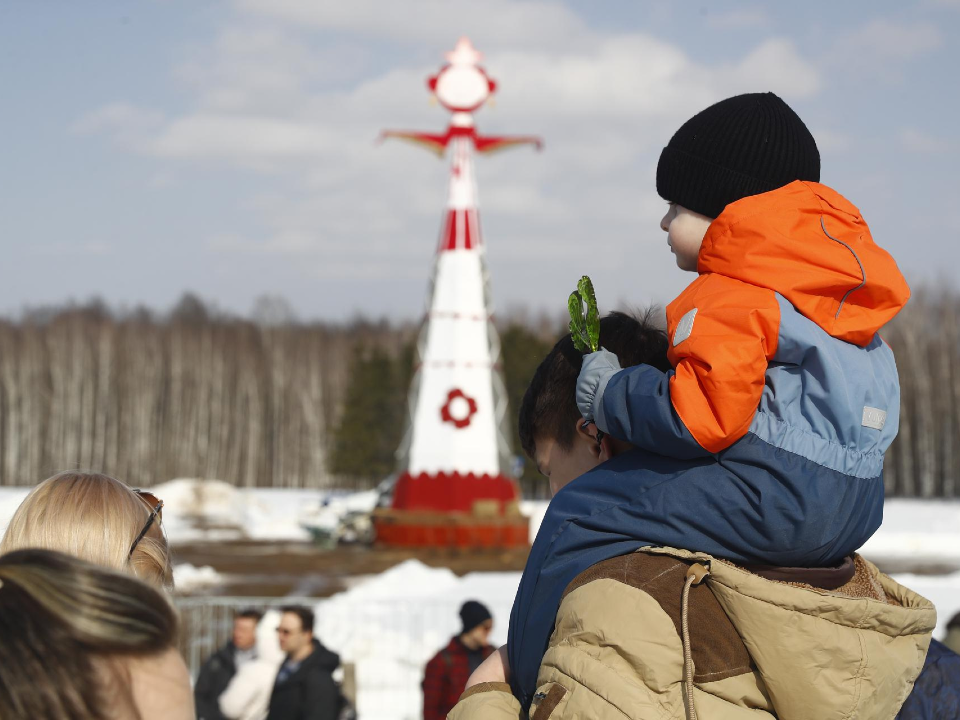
[390,470,521,513]
[372,508,529,549]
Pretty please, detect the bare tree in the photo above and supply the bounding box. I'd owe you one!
[0,291,954,495]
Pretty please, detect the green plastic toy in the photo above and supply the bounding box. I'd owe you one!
[568,275,600,353]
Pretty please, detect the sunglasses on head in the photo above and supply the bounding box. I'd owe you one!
[129,489,164,558]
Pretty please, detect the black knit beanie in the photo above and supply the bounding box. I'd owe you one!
[656,92,820,219]
[459,600,492,633]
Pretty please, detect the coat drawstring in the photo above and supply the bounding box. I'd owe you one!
[681,563,710,720]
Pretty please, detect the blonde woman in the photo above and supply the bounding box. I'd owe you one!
[0,471,172,588]
[0,547,193,719]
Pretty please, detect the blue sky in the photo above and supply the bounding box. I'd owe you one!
[1,1,958,320]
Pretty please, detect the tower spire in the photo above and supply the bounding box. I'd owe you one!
[374,38,541,548]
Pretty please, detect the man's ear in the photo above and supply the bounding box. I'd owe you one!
[597,434,618,463]
[574,419,603,459]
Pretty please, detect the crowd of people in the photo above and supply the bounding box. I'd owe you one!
[1,89,959,720]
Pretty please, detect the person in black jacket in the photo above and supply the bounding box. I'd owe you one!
[195,608,263,720]
[267,605,342,720]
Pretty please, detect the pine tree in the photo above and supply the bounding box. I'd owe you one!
[499,322,554,494]
[329,344,407,481]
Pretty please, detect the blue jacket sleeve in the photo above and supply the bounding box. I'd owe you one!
[597,364,713,459]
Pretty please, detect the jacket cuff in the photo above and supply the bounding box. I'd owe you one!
[447,682,521,719]
[593,367,619,434]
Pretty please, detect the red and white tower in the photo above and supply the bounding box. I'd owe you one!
[375,38,541,548]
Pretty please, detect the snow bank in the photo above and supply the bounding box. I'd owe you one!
[4,486,960,564]
[0,483,534,546]
[520,499,549,540]
[0,488,29,538]
[0,481,320,544]
[892,570,960,639]
[173,563,225,593]
[313,559,519,720]
[861,499,960,566]
[148,479,316,543]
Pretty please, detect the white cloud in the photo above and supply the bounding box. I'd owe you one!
[849,19,943,60]
[31,241,112,257]
[826,19,944,82]
[727,40,820,98]
[901,128,954,154]
[707,8,772,29]
[151,115,338,162]
[810,128,853,154]
[174,25,375,114]
[72,3,825,316]
[72,102,166,149]
[148,171,176,188]
[72,102,165,134]
[234,0,589,49]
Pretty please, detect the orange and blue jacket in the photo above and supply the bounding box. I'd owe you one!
[509,184,910,710]
[597,180,909,485]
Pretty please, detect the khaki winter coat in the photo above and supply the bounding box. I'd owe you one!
[449,547,935,720]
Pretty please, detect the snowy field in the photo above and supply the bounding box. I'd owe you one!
[1,482,959,719]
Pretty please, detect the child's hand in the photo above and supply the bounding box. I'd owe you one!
[465,644,510,688]
[576,349,622,427]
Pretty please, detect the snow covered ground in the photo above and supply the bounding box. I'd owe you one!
[861,498,960,568]
[314,560,519,719]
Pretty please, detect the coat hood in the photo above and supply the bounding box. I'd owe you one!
[304,639,340,672]
[698,181,910,346]
[646,548,935,720]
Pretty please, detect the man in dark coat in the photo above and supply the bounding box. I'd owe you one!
[267,605,342,720]
[421,601,495,720]
[195,608,263,720]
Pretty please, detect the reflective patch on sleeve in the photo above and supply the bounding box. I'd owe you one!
[862,406,887,430]
[673,308,697,347]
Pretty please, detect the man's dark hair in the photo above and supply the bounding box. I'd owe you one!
[280,605,315,634]
[235,608,263,624]
[518,310,671,459]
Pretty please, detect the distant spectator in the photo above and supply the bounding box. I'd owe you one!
[0,470,172,587]
[267,605,343,720]
[219,608,286,720]
[422,601,495,720]
[945,612,960,656]
[0,547,192,719]
[195,608,264,720]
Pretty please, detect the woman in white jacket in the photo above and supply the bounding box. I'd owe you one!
[219,609,285,720]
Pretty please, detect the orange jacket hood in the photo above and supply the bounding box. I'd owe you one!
[697,181,910,346]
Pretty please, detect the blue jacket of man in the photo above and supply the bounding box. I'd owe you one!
[506,443,883,710]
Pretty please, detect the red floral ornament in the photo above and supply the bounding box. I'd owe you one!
[440,388,478,429]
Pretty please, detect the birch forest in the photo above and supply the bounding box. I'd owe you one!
[0,290,957,496]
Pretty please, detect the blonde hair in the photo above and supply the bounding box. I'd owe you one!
[0,472,172,588]
[0,548,178,720]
